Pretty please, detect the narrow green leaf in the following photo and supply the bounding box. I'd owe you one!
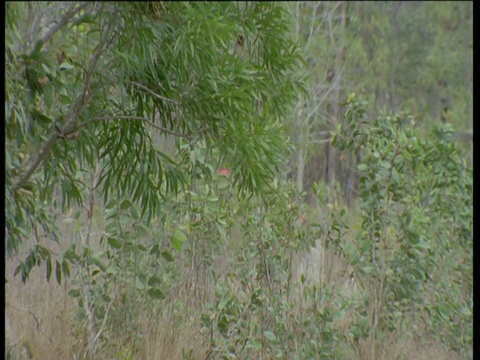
[59,62,75,70]
[44,85,53,109]
[46,257,52,282]
[62,260,71,278]
[14,263,23,277]
[415,240,431,250]
[55,260,62,284]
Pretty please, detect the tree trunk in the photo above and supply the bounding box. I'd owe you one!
[327,1,346,188]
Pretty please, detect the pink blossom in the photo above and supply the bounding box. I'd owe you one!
[219,167,231,176]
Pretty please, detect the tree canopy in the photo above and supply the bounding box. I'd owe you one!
[5,2,305,272]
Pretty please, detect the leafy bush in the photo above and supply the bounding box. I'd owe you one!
[332,94,472,357]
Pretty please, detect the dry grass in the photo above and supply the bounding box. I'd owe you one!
[5,246,465,360]
[355,334,463,360]
[5,256,78,359]
[136,317,208,360]
[5,205,468,360]
[5,252,208,360]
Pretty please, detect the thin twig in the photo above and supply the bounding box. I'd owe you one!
[10,305,41,330]
[127,81,181,105]
[83,115,191,139]
[74,5,116,122]
[93,300,114,344]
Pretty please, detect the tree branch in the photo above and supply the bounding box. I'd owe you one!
[13,113,187,192]
[39,2,90,48]
[13,134,60,191]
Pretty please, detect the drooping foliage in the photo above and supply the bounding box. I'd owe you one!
[5,2,305,278]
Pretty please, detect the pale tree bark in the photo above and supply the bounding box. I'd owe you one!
[326,1,346,189]
[289,2,339,194]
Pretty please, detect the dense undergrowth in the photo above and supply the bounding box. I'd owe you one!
[6,98,472,359]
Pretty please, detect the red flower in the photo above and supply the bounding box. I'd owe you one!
[219,167,231,176]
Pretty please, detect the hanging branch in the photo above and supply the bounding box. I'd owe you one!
[14,5,117,191]
[36,2,91,51]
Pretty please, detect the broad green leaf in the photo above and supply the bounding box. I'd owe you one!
[148,276,162,286]
[172,229,187,251]
[136,225,149,238]
[68,289,81,298]
[358,164,368,172]
[92,256,107,272]
[147,288,165,300]
[130,205,140,220]
[105,222,119,234]
[105,207,118,220]
[161,251,174,262]
[150,244,160,255]
[105,200,116,210]
[135,277,145,290]
[264,331,276,342]
[120,199,132,210]
[137,244,147,251]
[108,237,122,249]
[217,177,229,190]
[250,338,262,350]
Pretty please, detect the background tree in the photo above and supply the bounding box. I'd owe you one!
[286,1,472,205]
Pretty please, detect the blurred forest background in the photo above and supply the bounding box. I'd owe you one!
[5,2,472,360]
[287,1,472,204]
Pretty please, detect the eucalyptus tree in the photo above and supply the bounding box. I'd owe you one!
[5,2,305,282]
[287,2,347,195]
